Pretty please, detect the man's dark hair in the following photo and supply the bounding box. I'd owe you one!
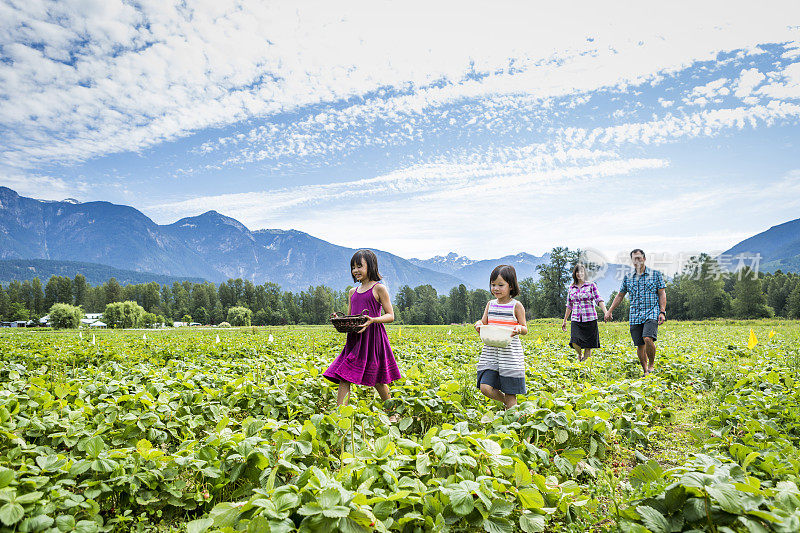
[490,265,519,297]
[350,249,382,282]
[630,249,646,259]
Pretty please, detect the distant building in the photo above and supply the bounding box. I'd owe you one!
[85,313,103,320]
[89,321,107,328]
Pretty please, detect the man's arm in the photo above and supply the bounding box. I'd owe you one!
[657,288,666,324]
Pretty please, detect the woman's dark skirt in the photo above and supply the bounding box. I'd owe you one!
[569,319,600,349]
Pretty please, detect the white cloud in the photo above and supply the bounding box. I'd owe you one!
[683,78,730,106]
[0,171,88,200]
[734,68,766,98]
[1,1,799,166]
[757,62,800,99]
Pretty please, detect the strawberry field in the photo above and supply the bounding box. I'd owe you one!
[1,320,800,532]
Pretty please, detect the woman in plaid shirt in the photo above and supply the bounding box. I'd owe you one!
[562,263,608,362]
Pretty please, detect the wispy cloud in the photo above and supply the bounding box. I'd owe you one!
[1,1,798,168]
[0,170,88,200]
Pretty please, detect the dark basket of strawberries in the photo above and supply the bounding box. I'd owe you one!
[329,311,369,333]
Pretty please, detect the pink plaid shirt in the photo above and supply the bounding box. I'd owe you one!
[566,282,603,322]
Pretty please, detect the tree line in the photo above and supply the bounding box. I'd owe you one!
[1,248,798,327]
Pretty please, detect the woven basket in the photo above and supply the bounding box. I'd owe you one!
[330,311,369,333]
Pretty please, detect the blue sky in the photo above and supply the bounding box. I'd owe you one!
[1,1,800,267]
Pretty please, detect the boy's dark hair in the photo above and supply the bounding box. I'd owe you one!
[350,249,382,282]
[630,248,646,259]
[490,265,519,297]
[571,263,586,286]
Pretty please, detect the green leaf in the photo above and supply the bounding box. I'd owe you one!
[517,488,544,510]
[210,502,241,527]
[56,515,75,531]
[0,469,12,489]
[338,517,370,533]
[449,489,474,516]
[560,448,586,466]
[483,516,514,533]
[742,451,761,469]
[90,458,118,473]
[186,518,213,533]
[215,416,230,432]
[398,417,413,431]
[489,499,514,518]
[274,491,300,513]
[318,488,341,508]
[630,460,664,488]
[737,516,769,533]
[519,513,545,532]
[321,505,351,518]
[553,455,573,476]
[19,514,54,532]
[298,503,323,516]
[664,485,687,512]
[707,484,745,514]
[15,491,43,504]
[374,435,392,457]
[84,436,105,459]
[0,502,24,526]
[74,521,99,533]
[514,461,532,487]
[635,505,669,533]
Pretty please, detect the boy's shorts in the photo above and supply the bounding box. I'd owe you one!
[630,319,658,346]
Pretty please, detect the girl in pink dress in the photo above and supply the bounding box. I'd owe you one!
[324,250,402,417]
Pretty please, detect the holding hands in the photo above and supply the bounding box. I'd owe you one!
[604,310,613,322]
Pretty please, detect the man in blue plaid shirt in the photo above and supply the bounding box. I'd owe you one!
[605,249,667,375]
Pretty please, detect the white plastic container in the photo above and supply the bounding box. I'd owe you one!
[479,324,513,348]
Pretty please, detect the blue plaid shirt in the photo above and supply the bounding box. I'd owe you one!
[619,267,666,324]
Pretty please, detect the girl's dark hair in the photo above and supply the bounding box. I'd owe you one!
[490,265,519,297]
[572,263,587,285]
[350,249,382,283]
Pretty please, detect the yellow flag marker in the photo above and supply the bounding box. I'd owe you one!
[536,336,543,345]
[747,329,758,350]
[398,327,402,337]
[768,329,776,340]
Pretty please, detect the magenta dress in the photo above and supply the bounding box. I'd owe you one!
[324,283,402,386]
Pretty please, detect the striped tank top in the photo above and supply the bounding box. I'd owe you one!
[477,299,525,380]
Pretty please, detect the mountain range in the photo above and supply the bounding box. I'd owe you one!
[722,217,800,274]
[1,186,797,296]
[0,187,463,293]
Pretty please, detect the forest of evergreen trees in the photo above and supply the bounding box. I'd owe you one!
[1,249,798,326]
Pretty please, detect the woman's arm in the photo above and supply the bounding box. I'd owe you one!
[347,287,356,314]
[562,307,571,331]
[563,286,573,331]
[593,283,608,316]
